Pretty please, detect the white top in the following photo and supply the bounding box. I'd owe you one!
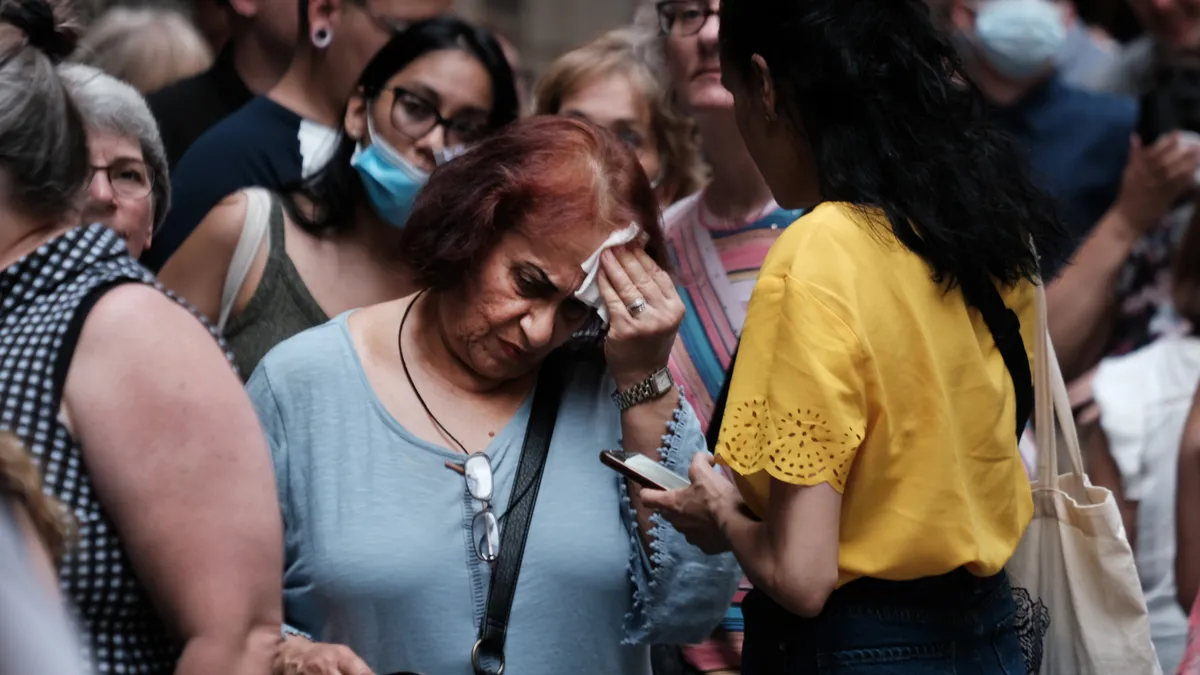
[1092,335,1200,674]
[0,502,86,675]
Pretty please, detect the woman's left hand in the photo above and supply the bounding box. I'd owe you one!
[597,246,684,389]
[641,454,740,555]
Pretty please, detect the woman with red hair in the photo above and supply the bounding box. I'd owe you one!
[253,116,739,675]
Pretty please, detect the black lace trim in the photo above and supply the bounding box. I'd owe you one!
[1012,585,1050,674]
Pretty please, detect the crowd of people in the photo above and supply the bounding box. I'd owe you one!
[3,0,1200,673]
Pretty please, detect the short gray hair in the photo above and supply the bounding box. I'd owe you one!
[58,63,169,230]
[632,1,671,87]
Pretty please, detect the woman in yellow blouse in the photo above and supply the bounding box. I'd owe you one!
[642,0,1069,672]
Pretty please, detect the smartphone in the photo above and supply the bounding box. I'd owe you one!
[600,450,690,491]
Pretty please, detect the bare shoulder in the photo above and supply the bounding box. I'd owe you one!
[191,190,254,253]
[75,283,219,359]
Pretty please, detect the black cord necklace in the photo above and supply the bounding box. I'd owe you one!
[398,289,470,455]
[399,292,545,522]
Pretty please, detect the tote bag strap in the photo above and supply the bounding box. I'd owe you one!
[1033,280,1087,488]
[217,188,272,332]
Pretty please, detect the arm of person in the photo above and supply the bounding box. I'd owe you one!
[1045,208,1134,378]
[720,480,840,618]
[598,247,742,644]
[62,283,284,675]
[597,246,690,545]
[1178,387,1200,613]
[158,191,265,326]
[1049,133,1200,379]
[244,360,373,675]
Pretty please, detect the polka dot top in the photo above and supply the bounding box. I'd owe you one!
[0,224,233,673]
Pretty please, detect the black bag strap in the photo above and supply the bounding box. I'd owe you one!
[960,275,1034,440]
[706,348,736,453]
[472,352,568,675]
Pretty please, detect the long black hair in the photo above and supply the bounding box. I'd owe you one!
[719,0,1068,287]
[284,16,520,234]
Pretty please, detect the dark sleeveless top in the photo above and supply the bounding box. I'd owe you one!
[224,193,327,379]
[0,224,233,674]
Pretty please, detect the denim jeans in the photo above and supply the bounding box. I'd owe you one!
[741,568,1027,675]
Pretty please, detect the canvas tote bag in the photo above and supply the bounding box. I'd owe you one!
[1005,280,1161,674]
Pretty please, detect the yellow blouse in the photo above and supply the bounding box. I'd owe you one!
[715,202,1034,586]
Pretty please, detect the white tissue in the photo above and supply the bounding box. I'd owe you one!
[575,223,643,326]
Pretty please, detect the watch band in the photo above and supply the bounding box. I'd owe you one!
[612,367,674,412]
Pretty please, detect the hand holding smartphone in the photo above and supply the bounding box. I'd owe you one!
[600,450,690,491]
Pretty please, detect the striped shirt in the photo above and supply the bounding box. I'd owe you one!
[664,190,804,673]
[666,191,805,430]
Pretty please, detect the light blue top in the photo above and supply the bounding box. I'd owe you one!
[247,313,741,675]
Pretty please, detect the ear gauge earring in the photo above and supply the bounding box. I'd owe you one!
[311,26,333,49]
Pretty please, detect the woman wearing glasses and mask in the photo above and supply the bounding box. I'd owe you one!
[160,17,519,378]
[254,116,740,675]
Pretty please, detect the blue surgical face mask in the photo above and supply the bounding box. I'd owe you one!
[971,0,1067,80]
[350,113,430,227]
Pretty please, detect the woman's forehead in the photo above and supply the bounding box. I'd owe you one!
[509,221,610,263]
[499,221,619,285]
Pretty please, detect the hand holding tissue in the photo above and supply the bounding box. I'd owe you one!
[574,223,644,326]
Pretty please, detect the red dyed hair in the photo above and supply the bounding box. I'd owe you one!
[399,116,670,291]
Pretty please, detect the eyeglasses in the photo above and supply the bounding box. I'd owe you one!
[655,0,718,37]
[89,158,154,201]
[390,87,491,148]
[465,453,500,565]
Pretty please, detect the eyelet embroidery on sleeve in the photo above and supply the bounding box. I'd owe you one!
[717,397,863,493]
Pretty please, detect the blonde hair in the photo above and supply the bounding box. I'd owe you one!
[76,7,212,94]
[534,28,706,206]
[0,433,74,561]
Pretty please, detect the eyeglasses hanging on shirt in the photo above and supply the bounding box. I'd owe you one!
[465,453,501,564]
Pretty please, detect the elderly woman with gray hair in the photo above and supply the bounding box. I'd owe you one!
[59,63,167,258]
[0,1,284,672]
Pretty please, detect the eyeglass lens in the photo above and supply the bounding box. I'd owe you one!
[472,508,500,563]
[93,158,153,200]
[464,454,499,563]
[657,1,715,37]
[464,453,494,502]
[391,89,489,147]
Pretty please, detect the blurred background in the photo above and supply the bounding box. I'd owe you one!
[93,0,1150,79]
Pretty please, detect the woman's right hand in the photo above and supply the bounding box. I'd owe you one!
[275,634,374,675]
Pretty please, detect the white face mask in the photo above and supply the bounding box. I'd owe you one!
[433,144,468,166]
[971,0,1067,80]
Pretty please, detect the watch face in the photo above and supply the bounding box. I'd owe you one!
[652,369,673,394]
